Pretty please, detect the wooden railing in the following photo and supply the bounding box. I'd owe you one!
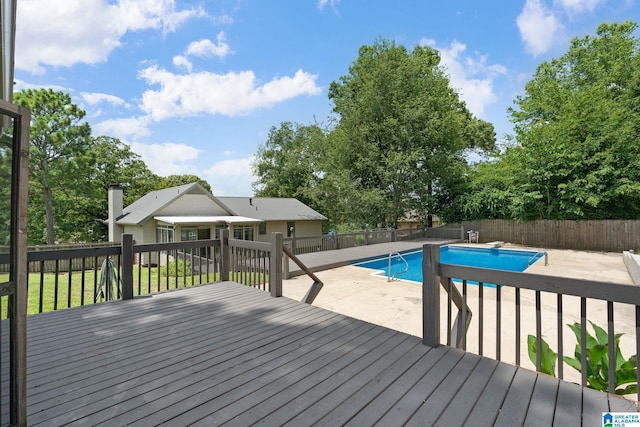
[0,230,286,316]
[422,243,640,400]
[283,226,464,256]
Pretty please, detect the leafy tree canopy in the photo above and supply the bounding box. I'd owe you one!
[461,21,640,221]
[326,39,495,227]
[9,89,212,243]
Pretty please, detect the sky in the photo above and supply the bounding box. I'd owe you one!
[14,0,639,196]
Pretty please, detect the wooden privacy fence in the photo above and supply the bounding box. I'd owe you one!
[456,219,640,252]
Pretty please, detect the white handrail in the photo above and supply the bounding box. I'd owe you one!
[387,252,409,282]
[527,250,548,267]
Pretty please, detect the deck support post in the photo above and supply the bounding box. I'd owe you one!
[423,244,441,347]
[270,232,283,297]
[121,234,134,300]
[220,229,229,281]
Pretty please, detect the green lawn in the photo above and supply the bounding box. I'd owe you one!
[0,266,222,318]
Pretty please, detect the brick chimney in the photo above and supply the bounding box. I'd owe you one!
[108,183,123,242]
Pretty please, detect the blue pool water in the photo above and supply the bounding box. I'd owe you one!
[353,246,543,285]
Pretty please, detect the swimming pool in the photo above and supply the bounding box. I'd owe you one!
[353,245,544,285]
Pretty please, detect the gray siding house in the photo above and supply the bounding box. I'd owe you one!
[107,183,326,244]
[217,197,326,242]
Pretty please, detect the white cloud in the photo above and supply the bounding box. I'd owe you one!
[186,32,231,58]
[93,117,152,140]
[420,39,505,118]
[173,55,193,72]
[138,66,321,120]
[130,141,203,176]
[16,0,204,74]
[517,0,564,56]
[554,0,605,14]
[173,32,232,72]
[81,92,130,108]
[204,156,255,196]
[318,0,341,10]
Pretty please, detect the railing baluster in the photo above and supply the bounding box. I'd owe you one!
[80,257,86,306]
[515,287,520,365]
[496,285,501,361]
[462,279,467,351]
[636,305,640,402]
[93,256,98,304]
[67,258,73,308]
[479,282,484,356]
[581,297,587,387]
[446,279,452,346]
[557,294,563,379]
[535,290,541,372]
[607,301,615,394]
[54,259,59,311]
[38,261,44,313]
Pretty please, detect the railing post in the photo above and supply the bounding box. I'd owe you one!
[220,229,229,281]
[423,244,441,347]
[270,232,283,297]
[121,234,134,300]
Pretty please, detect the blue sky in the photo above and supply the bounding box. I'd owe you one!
[14,0,639,196]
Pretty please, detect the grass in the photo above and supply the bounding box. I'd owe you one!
[0,265,224,318]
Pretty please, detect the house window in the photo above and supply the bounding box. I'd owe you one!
[181,227,197,241]
[214,224,226,239]
[233,225,254,241]
[258,222,266,235]
[287,222,295,237]
[156,225,174,243]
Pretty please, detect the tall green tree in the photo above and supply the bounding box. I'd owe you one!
[14,89,92,244]
[472,21,640,221]
[327,39,495,228]
[158,174,211,193]
[252,122,325,209]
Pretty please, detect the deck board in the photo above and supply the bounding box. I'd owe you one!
[2,281,636,426]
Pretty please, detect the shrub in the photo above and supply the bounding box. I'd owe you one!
[160,258,191,277]
[528,321,637,395]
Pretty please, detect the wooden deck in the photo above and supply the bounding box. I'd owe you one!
[2,281,636,426]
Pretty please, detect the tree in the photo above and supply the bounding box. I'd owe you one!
[14,89,92,244]
[327,39,495,228]
[474,21,640,220]
[157,174,211,193]
[252,122,325,209]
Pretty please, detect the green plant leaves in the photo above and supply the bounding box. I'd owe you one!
[527,321,637,395]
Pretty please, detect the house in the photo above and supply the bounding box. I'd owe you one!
[107,182,326,244]
[217,196,326,242]
[397,210,440,229]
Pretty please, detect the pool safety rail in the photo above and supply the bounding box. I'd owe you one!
[527,250,548,267]
[387,252,409,282]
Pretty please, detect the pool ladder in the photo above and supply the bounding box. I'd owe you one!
[387,252,409,282]
[527,250,549,267]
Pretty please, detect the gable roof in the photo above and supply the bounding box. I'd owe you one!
[217,197,327,221]
[118,183,230,225]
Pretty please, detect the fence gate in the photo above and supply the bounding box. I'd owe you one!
[0,99,30,426]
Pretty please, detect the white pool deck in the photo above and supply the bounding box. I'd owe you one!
[282,243,636,384]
